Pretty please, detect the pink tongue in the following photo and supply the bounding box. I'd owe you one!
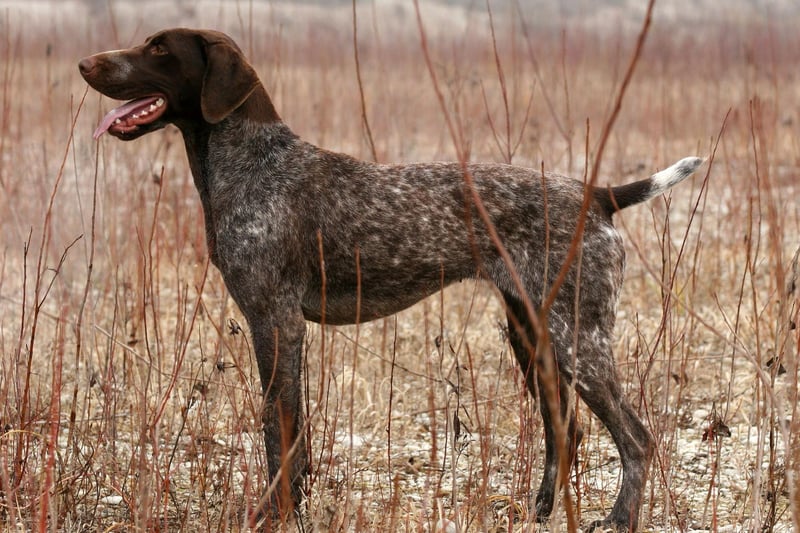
[93,96,160,139]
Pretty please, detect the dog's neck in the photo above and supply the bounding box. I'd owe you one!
[239,83,281,124]
[179,83,285,178]
[177,95,293,263]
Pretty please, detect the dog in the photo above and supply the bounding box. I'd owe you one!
[79,28,703,531]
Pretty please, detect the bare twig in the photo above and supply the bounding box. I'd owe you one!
[352,0,378,162]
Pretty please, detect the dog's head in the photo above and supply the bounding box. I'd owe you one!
[79,28,262,140]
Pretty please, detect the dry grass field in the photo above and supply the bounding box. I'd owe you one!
[2,0,800,531]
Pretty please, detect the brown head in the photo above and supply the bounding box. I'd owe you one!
[78,28,279,140]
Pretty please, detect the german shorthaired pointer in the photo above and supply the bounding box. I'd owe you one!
[79,28,703,531]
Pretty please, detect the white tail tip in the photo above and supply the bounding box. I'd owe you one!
[651,156,705,193]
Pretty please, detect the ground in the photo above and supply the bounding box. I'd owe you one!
[0,1,799,531]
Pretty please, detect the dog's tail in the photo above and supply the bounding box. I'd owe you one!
[595,156,705,214]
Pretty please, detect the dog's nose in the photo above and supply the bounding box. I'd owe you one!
[78,56,96,75]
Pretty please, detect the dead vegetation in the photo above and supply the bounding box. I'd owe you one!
[1,1,800,531]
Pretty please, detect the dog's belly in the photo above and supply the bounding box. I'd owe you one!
[301,274,463,325]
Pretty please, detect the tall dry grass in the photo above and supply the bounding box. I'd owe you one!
[1,1,800,531]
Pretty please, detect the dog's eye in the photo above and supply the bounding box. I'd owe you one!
[150,43,168,56]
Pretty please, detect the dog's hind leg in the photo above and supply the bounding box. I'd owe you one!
[574,345,653,532]
[504,295,583,522]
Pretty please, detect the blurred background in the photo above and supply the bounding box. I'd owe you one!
[2,1,800,531]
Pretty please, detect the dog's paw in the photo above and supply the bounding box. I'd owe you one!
[587,518,631,532]
[532,491,554,522]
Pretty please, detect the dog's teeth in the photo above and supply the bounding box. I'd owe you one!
[140,110,149,116]
[149,104,157,111]
[114,118,121,124]
[132,113,139,119]
[156,98,164,106]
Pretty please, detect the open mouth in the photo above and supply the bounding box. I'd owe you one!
[93,95,168,139]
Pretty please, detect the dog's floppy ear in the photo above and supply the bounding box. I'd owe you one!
[201,39,259,124]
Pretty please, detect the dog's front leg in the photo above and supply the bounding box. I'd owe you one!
[245,304,308,524]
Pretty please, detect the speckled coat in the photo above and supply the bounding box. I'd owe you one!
[79,28,703,531]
